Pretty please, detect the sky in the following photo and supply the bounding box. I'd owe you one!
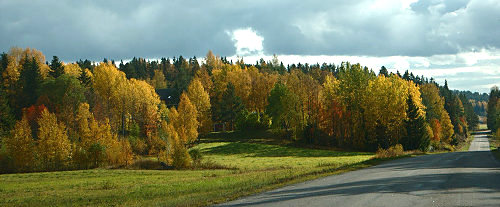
[1,0,500,93]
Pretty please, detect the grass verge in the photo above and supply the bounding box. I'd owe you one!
[458,134,474,152]
[0,141,380,207]
[489,132,500,161]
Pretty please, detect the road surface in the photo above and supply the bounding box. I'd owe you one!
[218,132,500,207]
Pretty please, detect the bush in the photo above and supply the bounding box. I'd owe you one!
[129,159,163,170]
[375,144,404,158]
[129,137,147,155]
[88,143,106,168]
[235,110,269,131]
[0,145,14,174]
[188,148,203,165]
[172,142,191,169]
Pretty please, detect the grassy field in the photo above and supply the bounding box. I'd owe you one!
[477,123,488,130]
[0,138,375,206]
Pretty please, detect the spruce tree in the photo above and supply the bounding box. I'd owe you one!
[78,67,91,87]
[19,56,42,109]
[220,83,243,130]
[49,56,64,78]
[0,89,14,136]
[487,87,500,131]
[0,53,8,85]
[402,94,430,151]
[379,66,388,77]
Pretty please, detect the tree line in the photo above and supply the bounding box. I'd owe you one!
[487,87,500,133]
[0,47,479,173]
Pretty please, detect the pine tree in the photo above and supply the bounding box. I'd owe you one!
[0,92,14,136]
[49,56,64,78]
[402,94,430,151]
[220,83,243,130]
[0,53,8,85]
[18,56,42,109]
[78,67,91,87]
[379,66,388,77]
[487,86,500,131]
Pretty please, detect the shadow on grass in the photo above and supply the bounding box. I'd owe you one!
[201,130,277,142]
[201,142,372,157]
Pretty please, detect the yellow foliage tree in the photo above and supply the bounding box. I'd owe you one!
[3,47,49,89]
[4,116,34,172]
[363,75,426,147]
[64,63,82,77]
[92,62,128,124]
[195,66,213,95]
[37,109,71,170]
[129,79,161,138]
[420,83,454,144]
[95,119,132,166]
[440,108,454,144]
[75,103,95,148]
[205,50,222,70]
[227,68,252,107]
[74,103,133,168]
[248,66,278,114]
[319,74,349,145]
[93,63,161,144]
[166,108,192,168]
[148,69,167,89]
[187,78,212,134]
[175,93,199,144]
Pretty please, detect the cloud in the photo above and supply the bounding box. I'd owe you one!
[2,0,500,59]
[1,0,500,92]
[227,28,264,56]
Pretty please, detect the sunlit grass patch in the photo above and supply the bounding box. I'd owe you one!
[0,141,375,207]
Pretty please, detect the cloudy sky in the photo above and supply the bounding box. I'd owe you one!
[1,0,500,93]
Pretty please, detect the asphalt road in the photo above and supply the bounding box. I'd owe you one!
[218,132,500,207]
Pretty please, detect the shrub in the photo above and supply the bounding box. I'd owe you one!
[88,143,106,168]
[129,137,147,155]
[188,148,203,165]
[0,145,14,174]
[172,142,191,169]
[129,159,163,170]
[236,110,269,131]
[375,144,404,158]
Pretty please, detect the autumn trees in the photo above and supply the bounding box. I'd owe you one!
[0,48,145,172]
[420,84,454,147]
[3,117,33,171]
[0,47,481,173]
[37,109,71,170]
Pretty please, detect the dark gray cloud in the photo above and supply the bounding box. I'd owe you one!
[1,0,500,62]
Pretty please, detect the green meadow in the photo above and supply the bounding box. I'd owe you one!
[0,137,375,207]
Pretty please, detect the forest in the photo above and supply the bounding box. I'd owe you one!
[0,47,481,173]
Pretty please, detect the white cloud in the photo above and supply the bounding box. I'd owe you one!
[227,27,264,56]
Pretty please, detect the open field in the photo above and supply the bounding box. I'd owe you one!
[477,123,488,130]
[0,140,375,206]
